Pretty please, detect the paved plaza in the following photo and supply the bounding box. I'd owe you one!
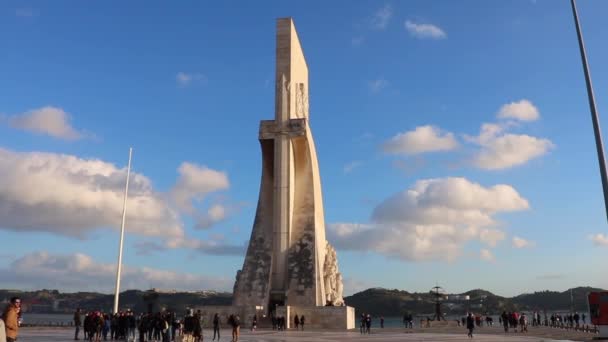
[18,326,595,342]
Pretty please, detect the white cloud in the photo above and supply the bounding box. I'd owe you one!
[590,233,608,246]
[369,78,389,93]
[0,148,236,254]
[497,99,540,122]
[8,106,85,140]
[405,20,446,39]
[474,134,554,170]
[480,249,495,262]
[370,4,393,30]
[328,177,528,261]
[383,125,458,155]
[466,101,554,170]
[480,229,506,247]
[0,251,231,292]
[0,148,183,238]
[512,236,535,248]
[176,72,206,87]
[195,204,228,229]
[170,162,230,214]
[343,161,362,173]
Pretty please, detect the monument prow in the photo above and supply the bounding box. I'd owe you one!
[230,18,353,329]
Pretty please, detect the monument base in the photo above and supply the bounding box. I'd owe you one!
[193,305,355,330]
[276,305,355,330]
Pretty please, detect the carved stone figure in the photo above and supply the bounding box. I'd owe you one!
[323,242,344,306]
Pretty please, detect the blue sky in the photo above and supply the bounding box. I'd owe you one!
[1,0,607,297]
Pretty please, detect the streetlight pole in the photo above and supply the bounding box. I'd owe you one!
[570,0,608,223]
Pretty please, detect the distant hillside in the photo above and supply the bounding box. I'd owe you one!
[1,286,604,316]
[343,286,605,316]
[0,289,232,314]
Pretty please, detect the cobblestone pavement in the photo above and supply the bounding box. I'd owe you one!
[17,327,591,342]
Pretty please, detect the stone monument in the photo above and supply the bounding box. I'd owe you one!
[232,17,352,328]
[196,18,354,330]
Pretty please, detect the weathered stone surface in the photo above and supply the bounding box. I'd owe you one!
[232,17,344,311]
[227,17,354,330]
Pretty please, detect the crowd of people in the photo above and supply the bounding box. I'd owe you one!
[456,310,598,338]
[72,309,244,342]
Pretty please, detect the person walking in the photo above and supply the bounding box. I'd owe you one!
[299,316,305,331]
[380,316,384,328]
[360,313,365,334]
[251,315,257,332]
[293,314,299,330]
[74,308,82,340]
[501,311,509,333]
[229,314,240,342]
[212,313,220,341]
[2,298,21,342]
[466,313,475,339]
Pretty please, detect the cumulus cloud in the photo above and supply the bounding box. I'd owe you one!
[466,101,554,170]
[0,148,183,238]
[0,251,231,292]
[328,177,528,261]
[7,106,85,140]
[370,4,393,30]
[480,249,495,262]
[590,233,608,246]
[135,236,245,256]
[474,134,554,170]
[170,162,229,214]
[497,99,540,122]
[405,20,446,39]
[195,204,229,229]
[512,236,535,248]
[176,72,206,87]
[369,78,389,93]
[383,125,458,155]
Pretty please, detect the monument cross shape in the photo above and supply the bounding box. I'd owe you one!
[232,19,348,326]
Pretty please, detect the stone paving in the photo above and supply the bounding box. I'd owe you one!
[18,326,594,342]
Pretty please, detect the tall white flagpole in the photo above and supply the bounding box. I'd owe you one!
[113,147,133,314]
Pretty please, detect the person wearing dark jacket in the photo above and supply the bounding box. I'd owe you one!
[73,308,82,340]
[212,313,220,341]
[466,313,475,338]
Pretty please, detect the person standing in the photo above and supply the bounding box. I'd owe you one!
[293,314,299,330]
[0,316,6,342]
[212,313,220,341]
[466,313,475,339]
[2,298,21,342]
[380,316,384,329]
[74,308,82,340]
[193,310,203,342]
[299,316,305,331]
[365,314,371,334]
